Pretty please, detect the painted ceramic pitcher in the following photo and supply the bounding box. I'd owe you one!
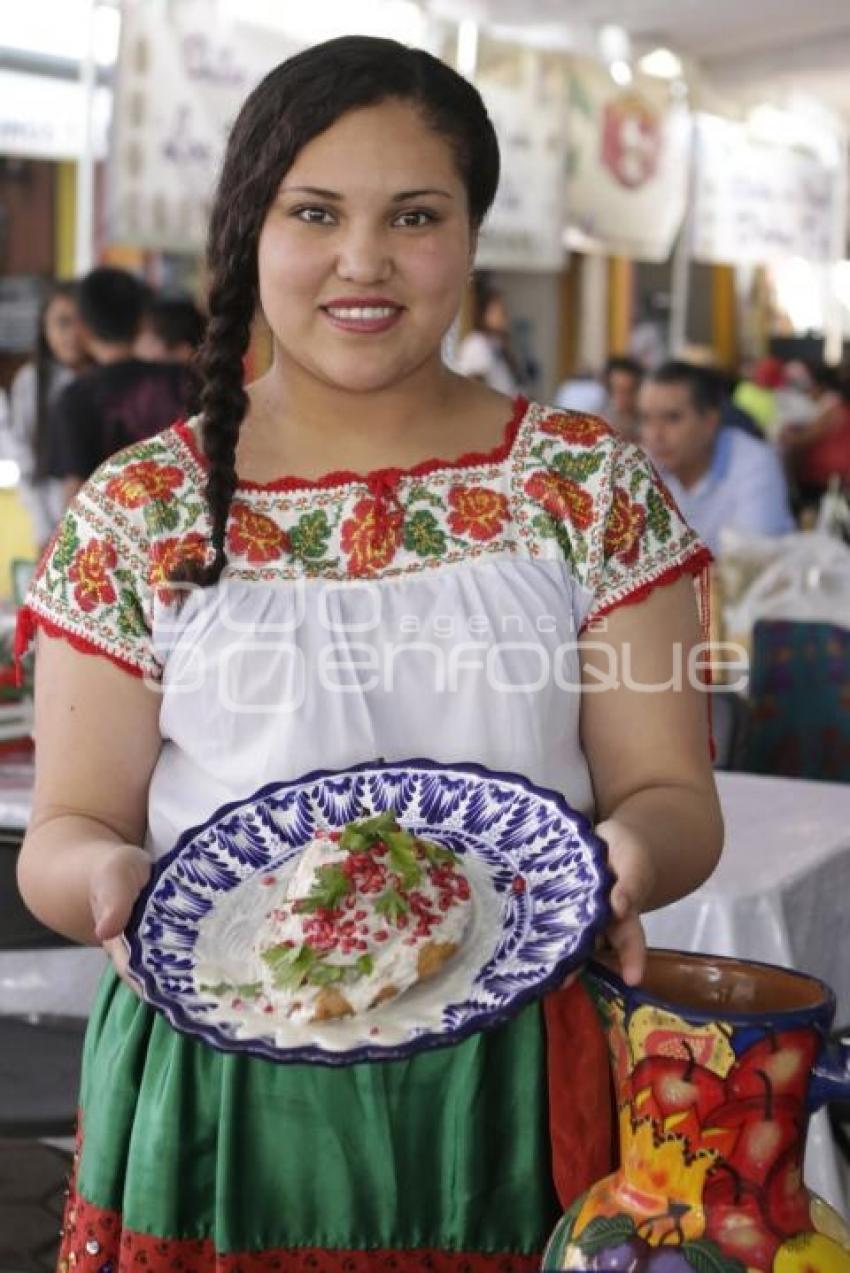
[543,949,850,1272]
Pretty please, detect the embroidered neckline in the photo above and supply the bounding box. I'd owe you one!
[173,395,529,494]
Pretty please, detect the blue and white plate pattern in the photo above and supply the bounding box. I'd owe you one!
[126,758,612,1065]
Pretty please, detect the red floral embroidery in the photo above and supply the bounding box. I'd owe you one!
[105,462,185,508]
[603,487,646,566]
[148,532,209,601]
[540,413,613,447]
[227,502,290,563]
[68,540,118,613]
[339,496,404,576]
[524,471,594,531]
[447,486,510,542]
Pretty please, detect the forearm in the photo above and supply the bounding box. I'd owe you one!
[601,781,723,913]
[17,814,142,944]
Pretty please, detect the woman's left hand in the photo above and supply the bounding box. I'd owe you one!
[595,818,657,987]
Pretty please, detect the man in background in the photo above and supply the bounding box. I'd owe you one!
[603,356,643,440]
[49,268,197,506]
[639,360,795,555]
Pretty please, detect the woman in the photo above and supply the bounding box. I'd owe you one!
[9,281,86,550]
[17,36,721,1271]
[455,276,525,396]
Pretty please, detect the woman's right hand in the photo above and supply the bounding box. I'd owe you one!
[89,843,152,995]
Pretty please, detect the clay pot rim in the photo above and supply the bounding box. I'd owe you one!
[588,946,835,1026]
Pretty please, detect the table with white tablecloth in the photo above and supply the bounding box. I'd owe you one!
[645,770,850,1216]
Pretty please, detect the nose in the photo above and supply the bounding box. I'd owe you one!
[335,222,392,285]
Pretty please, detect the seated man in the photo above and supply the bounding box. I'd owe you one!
[639,360,795,555]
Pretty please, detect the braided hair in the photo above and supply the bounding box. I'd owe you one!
[179,34,501,589]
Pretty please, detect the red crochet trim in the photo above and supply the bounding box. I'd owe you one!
[59,1189,541,1273]
[580,545,713,631]
[14,606,146,684]
[174,396,529,493]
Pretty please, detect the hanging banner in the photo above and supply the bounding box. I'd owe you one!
[565,58,691,263]
[0,71,111,162]
[474,46,569,271]
[691,113,842,266]
[108,0,301,252]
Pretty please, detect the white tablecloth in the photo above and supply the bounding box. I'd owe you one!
[645,770,850,1217]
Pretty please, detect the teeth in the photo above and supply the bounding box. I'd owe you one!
[326,307,398,320]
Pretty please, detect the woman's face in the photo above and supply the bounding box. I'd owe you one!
[44,294,84,367]
[257,99,473,395]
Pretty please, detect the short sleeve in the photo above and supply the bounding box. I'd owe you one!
[14,442,185,682]
[583,435,711,628]
[521,407,710,634]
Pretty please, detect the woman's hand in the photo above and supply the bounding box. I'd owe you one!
[595,818,657,987]
[89,843,151,996]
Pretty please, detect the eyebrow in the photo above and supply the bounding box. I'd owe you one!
[280,186,454,202]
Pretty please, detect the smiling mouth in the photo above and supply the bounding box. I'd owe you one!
[323,305,401,320]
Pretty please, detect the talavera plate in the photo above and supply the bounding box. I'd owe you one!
[125,758,612,1065]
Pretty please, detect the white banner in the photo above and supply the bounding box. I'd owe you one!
[108,0,301,251]
[565,58,691,263]
[692,113,842,266]
[0,70,110,161]
[474,49,569,272]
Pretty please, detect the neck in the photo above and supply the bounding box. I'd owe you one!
[243,352,475,474]
[674,444,715,491]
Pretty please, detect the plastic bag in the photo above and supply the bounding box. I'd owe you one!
[723,531,850,642]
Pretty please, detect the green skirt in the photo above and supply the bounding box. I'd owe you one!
[58,966,602,1272]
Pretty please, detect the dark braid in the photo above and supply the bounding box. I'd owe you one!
[176,35,500,589]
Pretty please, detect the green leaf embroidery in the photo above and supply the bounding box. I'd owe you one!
[375,887,410,924]
[290,510,332,560]
[553,520,573,562]
[143,499,181,536]
[406,483,443,509]
[681,1239,747,1273]
[296,863,353,913]
[51,517,80,571]
[532,512,557,539]
[403,509,447,558]
[646,485,673,543]
[116,588,147,640]
[355,953,375,977]
[553,450,604,483]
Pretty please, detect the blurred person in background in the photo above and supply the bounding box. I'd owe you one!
[639,360,794,554]
[732,355,783,435]
[553,366,607,415]
[455,275,525,395]
[782,364,850,512]
[8,281,87,550]
[49,268,197,506]
[602,355,642,440]
[135,294,206,365]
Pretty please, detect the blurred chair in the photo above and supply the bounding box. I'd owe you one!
[710,687,752,771]
[0,826,86,1272]
[741,620,850,782]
